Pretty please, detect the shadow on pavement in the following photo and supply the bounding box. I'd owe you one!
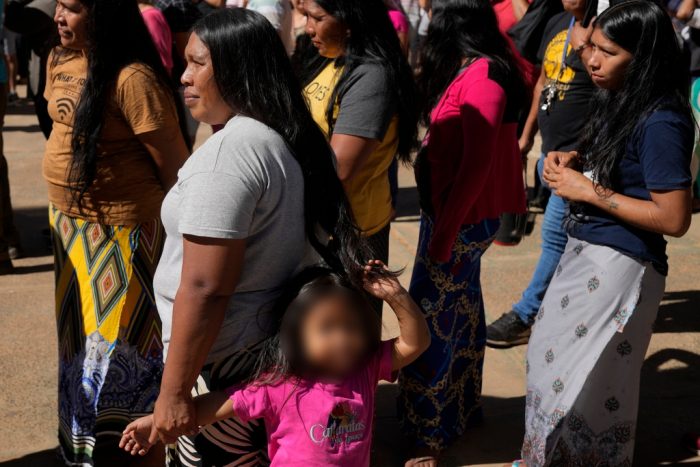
[11,206,51,259]
[0,449,62,467]
[5,100,37,117]
[654,290,700,334]
[8,263,54,275]
[636,346,700,466]
[4,124,43,133]
[0,445,163,467]
[374,383,525,466]
[636,290,700,465]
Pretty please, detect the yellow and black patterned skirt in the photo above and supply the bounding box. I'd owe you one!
[50,204,164,466]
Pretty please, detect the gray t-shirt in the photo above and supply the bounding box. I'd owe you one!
[332,62,397,141]
[154,116,310,364]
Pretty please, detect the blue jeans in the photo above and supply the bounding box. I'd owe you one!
[512,155,569,324]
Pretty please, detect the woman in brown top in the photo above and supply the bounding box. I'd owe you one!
[46,0,189,464]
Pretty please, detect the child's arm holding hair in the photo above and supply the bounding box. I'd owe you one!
[120,391,236,456]
[363,260,431,371]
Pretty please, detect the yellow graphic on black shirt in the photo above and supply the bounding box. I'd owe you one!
[542,29,575,101]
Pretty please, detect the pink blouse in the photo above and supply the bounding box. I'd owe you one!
[388,9,409,34]
[141,7,174,74]
[423,58,526,261]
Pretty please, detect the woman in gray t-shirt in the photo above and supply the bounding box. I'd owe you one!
[151,9,370,465]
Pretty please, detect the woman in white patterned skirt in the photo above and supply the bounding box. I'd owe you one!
[518,2,695,465]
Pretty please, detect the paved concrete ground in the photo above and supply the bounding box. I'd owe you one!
[1,95,699,466]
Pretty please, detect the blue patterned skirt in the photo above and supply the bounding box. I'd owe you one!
[398,214,499,450]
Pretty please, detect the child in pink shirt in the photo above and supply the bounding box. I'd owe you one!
[120,261,430,466]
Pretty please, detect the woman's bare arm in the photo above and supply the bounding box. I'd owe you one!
[544,166,692,237]
[138,127,190,190]
[153,236,246,442]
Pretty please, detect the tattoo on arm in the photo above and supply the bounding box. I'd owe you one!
[608,197,619,210]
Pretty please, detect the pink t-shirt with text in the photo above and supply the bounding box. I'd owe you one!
[226,340,396,466]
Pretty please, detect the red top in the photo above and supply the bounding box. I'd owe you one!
[492,0,538,89]
[424,58,526,262]
[388,9,409,34]
[141,7,174,74]
[492,0,520,34]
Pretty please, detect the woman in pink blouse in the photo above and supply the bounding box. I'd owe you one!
[385,0,410,54]
[139,1,174,74]
[399,0,527,465]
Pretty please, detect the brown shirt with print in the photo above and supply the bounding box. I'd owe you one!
[43,50,181,225]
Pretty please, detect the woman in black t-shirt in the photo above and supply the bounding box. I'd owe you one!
[519,2,693,465]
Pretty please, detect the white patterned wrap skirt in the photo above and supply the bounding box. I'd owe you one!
[522,239,665,466]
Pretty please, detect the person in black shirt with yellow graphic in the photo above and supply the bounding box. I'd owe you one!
[486,0,596,348]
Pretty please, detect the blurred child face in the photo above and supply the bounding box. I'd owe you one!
[300,293,369,379]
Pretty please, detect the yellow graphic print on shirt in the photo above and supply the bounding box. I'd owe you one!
[542,29,576,101]
[304,62,343,137]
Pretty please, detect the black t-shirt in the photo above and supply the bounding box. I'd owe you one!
[567,110,694,275]
[536,12,596,153]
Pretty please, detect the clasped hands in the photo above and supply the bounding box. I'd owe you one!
[542,151,596,203]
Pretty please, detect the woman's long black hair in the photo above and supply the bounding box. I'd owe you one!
[417,0,527,124]
[192,8,378,282]
[298,0,418,162]
[578,0,693,190]
[59,0,190,209]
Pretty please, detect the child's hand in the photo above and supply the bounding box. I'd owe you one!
[363,260,406,302]
[119,415,158,456]
[365,260,431,372]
